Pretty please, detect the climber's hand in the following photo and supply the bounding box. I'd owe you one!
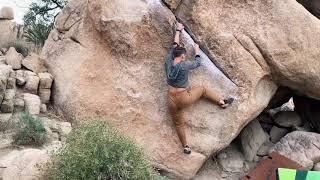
[194,43,200,55]
[177,22,184,31]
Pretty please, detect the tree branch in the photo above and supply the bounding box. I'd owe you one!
[51,0,64,9]
[36,5,59,16]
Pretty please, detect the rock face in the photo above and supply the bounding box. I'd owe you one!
[0,65,12,104]
[0,48,53,116]
[23,93,41,115]
[0,7,14,20]
[0,7,18,43]
[5,47,22,70]
[24,72,40,94]
[0,89,15,113]
[271,131,320,170]
[42,0,279,177]
[175,0,320,100]
[22,53,47,73]
[217,143,245,173]
[240,120,268,161]
[41,0,320,178]
[163,0,181,10]
[0,149,49,180]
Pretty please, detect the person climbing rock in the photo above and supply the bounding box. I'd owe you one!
[165,22,234,154]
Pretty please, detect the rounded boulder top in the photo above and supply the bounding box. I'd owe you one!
[0,7,14,20]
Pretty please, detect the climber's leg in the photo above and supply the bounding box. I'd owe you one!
[175,87,204,108]
[168,93,191,154]
[200,86,234,108]
[178,86,233,108]
[173,110,187,147]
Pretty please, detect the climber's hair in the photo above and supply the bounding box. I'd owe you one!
[173,46,187,58]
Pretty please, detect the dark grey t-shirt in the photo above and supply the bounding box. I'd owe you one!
[165,48,201,88]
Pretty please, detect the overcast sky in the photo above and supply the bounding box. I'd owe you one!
[0,0,35,24]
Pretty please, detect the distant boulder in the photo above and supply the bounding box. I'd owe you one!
[0,7,14,20]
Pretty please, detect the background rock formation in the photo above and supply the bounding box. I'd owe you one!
[0,7,18,44]
[272,131,320,170]
[42,0,320,178]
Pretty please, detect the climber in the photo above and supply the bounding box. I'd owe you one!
[165,22,234,154]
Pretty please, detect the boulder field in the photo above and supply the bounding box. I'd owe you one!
[42,0,320,178]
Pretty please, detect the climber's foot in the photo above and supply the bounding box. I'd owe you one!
[183,145,192,154]
[221,97,234,109]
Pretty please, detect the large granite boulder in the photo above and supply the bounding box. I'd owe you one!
[23,93,41,115]
[22,53,47,73]
[175,0,320,100]
[240,120,268,161]
[42,0,277,177]
[42,0,320,178]
[0,7,14,20]
[271,131,320,170]
[5,47,22,70]
[217,143,246,173]
[0,7,17,43]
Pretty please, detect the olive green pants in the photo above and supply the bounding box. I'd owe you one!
[168,86,222,147]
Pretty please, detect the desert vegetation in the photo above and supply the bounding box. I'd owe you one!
[43,121,163,180]
[13,113,47,146]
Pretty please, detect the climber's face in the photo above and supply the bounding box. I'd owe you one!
[181,53,186,61]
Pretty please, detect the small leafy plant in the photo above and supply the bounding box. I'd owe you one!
[43,120,162,180]
[13,113,47,146]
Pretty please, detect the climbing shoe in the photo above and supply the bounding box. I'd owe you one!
[183,145,192,154]
[221,97,234,109]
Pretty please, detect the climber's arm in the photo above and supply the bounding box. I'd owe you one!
[181,44,201,70]
[173,22,184,47]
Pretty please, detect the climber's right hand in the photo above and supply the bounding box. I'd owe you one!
[176,22,184,31]
[194,43,200,55]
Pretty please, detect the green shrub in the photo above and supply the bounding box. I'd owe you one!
[0,40,30,57]
[13,113,47,146]
[43,121,161,180]
[24,21,52,48]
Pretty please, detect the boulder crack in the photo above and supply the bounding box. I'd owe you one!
[69,36,84,47]
[233,34,270,72]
